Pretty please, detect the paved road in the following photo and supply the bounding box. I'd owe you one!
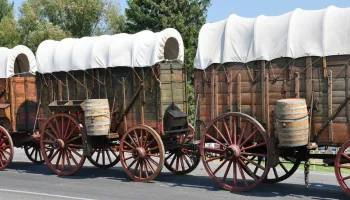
[0,148,348,200]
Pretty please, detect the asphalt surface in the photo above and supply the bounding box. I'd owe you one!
[0,148,348,200]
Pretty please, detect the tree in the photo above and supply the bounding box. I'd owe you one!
[0,0,12,20]
[125,0,211,122]
[18,0,125,51]
[0,0,20,48]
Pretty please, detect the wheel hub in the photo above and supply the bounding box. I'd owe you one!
[56,139,65,149]
[226,145,241,159]
[1,143,7,150]
[133,147,146,159]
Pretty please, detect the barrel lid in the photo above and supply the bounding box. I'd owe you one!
[276,98,306,104]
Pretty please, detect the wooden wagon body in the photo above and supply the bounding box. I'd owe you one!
[23,28,199,180]
[194,6,350,195]
[0,45,42,169]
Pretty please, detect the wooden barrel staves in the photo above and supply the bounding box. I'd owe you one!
[275,98,309,147]
[84,99,111,136]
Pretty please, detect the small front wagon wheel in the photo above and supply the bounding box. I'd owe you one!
[0,126,14,170]
[120,125,165,182]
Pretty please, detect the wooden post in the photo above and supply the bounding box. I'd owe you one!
[211,66,215,120]
[323,57,328,79]
[306,57,313,106]
[265,73,270,137]
[261,61,266,124]
[11,78,16,132]
[328,70,333,143]
[140,69,145,124]
[237,73,241,127]
[66,73,69,100]
[122,77,127,132]
[346,64,349,125]
[295,72,300,98]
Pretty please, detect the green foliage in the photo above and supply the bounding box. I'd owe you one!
[17,0,125,51]
[125,0,211,123]
[0,0,12,21]
[0,1,20,48]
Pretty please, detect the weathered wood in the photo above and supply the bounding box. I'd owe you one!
[261,61,266,123]
[346,64,349,125]
[211,66,215,119]
[328,70,333,142]
[323,57,328,79]
[265,73,270,137]
[306,57,313,106]
[295,72,300,98]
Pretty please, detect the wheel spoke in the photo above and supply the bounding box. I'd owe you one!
[232,160,237,187]
[241,152,267,158]
[279,162,288,173]
[165,152,174,161]
[240,156,265,171]
[342,175,350,181]
[341,153,350,160]
[49,149,60,162]
[222,160,232,182]
[145,158,155,173]
[203,147,224,154]
[240,129,259,148]
[106,148,112,164]
[237,161,248,186]
[63,119,71,139]
[212,124,230,145]
[65,125,78,141]
[147,146,159,152]
[124,141,136,150]
[205,155,224,163]
[237,122,250,145]
[133,160,140,176]
[67,147,82,158]
[147,156,159,168]
[239,158,257,180]
[205,134,226,147]
[183,155,192,168]
[222,119,233,145]
[273,167,278,178]
[127,159,137,170]
[213,159,228,175]
[55,151,62,169]
[66,135,82,144]
[48,123,60,139]
[241,142,266,151]
[128,134,138,148]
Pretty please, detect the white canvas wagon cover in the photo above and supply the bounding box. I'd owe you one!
[195,6,350,70]
[0,45,37,78]
[36,28,184,74]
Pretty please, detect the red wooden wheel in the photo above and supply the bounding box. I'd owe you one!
[40,113,86,176]
[200,112,270,192]
[164,125,200,175]
[335,140,350,196]
[120,125,165,182]
[0,126,13,171]
[88,144,120,169]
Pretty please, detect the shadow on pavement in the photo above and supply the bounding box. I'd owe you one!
[7,161,348,199]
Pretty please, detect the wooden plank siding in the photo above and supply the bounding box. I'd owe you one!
[195,56,350,146]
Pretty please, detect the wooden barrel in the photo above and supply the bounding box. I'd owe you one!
[275,98,309,147]
[275,98,308,120]
[84,99,110,136]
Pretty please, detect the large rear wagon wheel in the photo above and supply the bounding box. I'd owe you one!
[164,125,200,175]
[120,125,165,182]
[40,113,86,176]
[335,140,350,196]
[0,126,13,170]
[201,112,270,192]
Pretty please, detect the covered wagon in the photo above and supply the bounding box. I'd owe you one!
[0,45,40,169]
[194,6,350,195]
[34,28,200,180]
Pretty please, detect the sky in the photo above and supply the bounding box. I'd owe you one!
[13,0,350,22]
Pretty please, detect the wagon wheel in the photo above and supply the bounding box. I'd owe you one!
[164,125,200,175]
[335,140,350,196]
[40,113,86,176]
[200,112,270,192]
[0,126,14,171]
[87,144,120,169]
[120,125,165,182]
[24,143,44,164]
[243,155,301,184]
